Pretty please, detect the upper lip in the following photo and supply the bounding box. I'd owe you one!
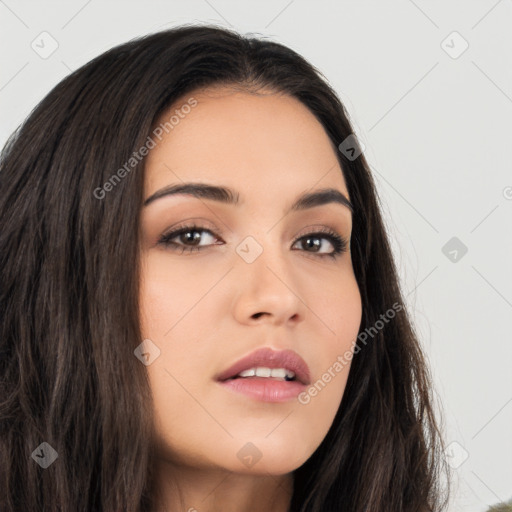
[215,347,311,385]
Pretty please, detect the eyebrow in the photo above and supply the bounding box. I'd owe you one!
[143,182,353,213]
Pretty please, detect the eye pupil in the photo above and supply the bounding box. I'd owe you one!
[303,237,320,252]
[181,230,201,245]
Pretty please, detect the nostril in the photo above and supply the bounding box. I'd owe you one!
[252,312,266,319]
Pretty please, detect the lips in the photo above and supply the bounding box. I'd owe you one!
[215,347,311,385]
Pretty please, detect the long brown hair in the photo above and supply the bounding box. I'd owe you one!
[0,24,450,511]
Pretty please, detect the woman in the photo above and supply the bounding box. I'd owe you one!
[0,24,450,511]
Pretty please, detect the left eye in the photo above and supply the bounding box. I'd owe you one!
[291,234,338,254]
[157,225,348,258]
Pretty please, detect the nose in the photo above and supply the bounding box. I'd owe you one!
[231,239,304,327]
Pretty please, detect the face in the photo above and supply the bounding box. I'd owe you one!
[139,87,362,475]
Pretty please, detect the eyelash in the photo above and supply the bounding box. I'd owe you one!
[157,224,349,260]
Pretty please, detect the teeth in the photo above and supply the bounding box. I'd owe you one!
[236,367,295,380]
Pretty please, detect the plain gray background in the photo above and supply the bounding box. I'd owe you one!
[1,1,511,510]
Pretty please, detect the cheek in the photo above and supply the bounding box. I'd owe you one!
[139,255,173,338]
[139,252,217,339]
[307,266,362,352]
[139,260,215,408]
[300,271,362,408]
[138,254,223,440]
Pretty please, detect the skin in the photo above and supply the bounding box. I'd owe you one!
[139,86,363,512]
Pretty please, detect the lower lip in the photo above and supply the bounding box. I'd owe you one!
[217,377,307,403]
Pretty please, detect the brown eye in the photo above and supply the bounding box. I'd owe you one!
[158,226,222,254]
[292,230,348,260]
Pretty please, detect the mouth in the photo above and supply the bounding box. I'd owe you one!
[215,347,311,403]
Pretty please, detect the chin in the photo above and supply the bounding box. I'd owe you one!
[220,436,316,475]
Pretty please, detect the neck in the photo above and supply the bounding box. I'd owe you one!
[151,458,294,512]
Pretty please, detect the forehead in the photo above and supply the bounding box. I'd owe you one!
[144,87,349,201]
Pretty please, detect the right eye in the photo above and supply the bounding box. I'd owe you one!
[157,225,224,254]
